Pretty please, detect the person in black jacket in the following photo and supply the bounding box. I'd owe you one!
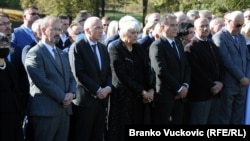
[107,16,154,141]
[149,13,191,125]
[186,18,224,124]
[0,32,25,141]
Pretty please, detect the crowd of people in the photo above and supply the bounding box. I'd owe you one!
[1,6,250,141]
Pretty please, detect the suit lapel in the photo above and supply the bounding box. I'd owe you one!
[223,29,241,53]
[86,41,101,72]
[39,42,64,76]
[161,37,180,61]
[238,35,247,57]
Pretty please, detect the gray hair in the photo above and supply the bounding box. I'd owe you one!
[119,18,140,38]
[40,16,60,29]
[160,13,177,26]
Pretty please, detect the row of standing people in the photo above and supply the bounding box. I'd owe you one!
[1,8,250,141]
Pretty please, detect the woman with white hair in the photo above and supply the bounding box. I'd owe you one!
[107,16,155,141]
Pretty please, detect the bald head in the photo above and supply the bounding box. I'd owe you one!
[229,11,244,22]
[84,17,100,30]
[84,16,103,42]
[147,13,160,23]
[226,11,244,35]
[210,18,225,34]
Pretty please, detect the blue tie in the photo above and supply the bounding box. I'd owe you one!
[233,36,239,50]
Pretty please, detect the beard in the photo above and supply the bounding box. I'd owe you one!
[52,37,60,44]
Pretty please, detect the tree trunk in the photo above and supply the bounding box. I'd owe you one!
[101,0,105,17]
[142,0,148,27]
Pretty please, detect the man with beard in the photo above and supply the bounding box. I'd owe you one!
[24,16,76,141]
[0,12,12,41]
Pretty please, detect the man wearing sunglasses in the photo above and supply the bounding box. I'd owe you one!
[10,6,40,129]
[213,11,250,125]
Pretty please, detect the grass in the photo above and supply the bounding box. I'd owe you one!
[105,10,143,23]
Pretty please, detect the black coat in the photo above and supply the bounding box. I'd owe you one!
[107,39,154,141]
[186,40,224,101]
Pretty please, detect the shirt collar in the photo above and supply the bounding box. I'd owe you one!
[164,36,175,44]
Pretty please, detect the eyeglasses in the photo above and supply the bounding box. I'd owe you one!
[29,13,39,16]
[0,21,12,27]
[234,24,243,28]
[103,24,109,26]
[51,28,62,32]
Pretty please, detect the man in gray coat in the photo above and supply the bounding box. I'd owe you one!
[25,16,76,141]
[213,11,250,124]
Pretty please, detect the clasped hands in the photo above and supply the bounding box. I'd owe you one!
[142,89,154,103]
[62,92,74,108]
[211,81,223,95]
[97,86,112,99]
[175,86,188,99]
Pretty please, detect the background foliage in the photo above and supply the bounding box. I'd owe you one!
[1,0,250,23]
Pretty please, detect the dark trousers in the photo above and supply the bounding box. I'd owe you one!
[70,98,106,141]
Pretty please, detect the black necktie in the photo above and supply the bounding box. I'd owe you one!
[53,48,62,70]
[91,44,100,69]
[171,41,180,59]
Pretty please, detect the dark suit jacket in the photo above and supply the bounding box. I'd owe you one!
[68,37,112,107]
[186,40,224,101]
[137,34,155,57]
[0,60,25,115]
[109,39,154,94]
[56,32,72,50]
[247,44,250,54]
[25,41,76,116]
[149,36,190,103]
[105,33,120,47]
[137,34,155,50]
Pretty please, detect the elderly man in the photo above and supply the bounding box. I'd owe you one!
[213,11,250,124]
[186,18,224,125]
[25,16,76,141]
[68,16,112,141]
